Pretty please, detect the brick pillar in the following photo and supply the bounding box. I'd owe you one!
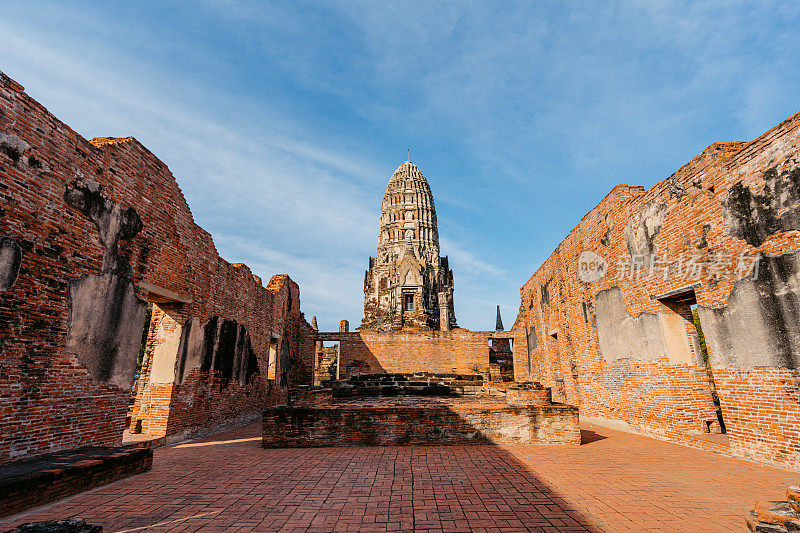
[339,320,349,333]
[314,339,324,385]
[438,292,450,331]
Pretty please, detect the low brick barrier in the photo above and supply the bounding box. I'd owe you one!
[289,387,333,407]
[262,403,580,447]
[0,446,152,518]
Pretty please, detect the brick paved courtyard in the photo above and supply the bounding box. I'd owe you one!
[1,423,796,532]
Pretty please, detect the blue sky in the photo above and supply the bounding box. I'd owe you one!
[2,1,799,330]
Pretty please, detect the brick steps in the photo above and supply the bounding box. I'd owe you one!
[746,486,800,532]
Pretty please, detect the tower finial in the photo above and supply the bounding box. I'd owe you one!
[408,147,411,162]
[495,305,504,331]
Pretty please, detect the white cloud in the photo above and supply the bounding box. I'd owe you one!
[0,17,381,329]
[440,238,507,279]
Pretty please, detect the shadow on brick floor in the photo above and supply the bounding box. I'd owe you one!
[0,422,604,532]
[580,429,608,444]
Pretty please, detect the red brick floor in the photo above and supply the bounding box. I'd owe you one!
[1,422,796,532]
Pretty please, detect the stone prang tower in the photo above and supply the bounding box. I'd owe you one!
[361,161,456,331]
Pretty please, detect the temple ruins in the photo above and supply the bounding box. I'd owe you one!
[1,68,799,528]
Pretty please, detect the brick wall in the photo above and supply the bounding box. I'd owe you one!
[514,110,800,469]
[0,71,308,461]
[327,329,493,378]
[714,368,800,466]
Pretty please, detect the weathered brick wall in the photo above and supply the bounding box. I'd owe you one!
[332,329,493,377]
[0,72,308,461]
[515,110,800,469]
[714,368,800,467]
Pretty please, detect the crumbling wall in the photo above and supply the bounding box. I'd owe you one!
[699,252,800,370]
[64,180,148,390]
[515,111,800,469]
[595,287,694,365]
[0,71,308,461]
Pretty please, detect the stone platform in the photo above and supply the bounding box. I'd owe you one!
[0,446,152,518]
[263,376,579,448]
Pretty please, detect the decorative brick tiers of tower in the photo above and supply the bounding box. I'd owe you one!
[361,162,456,331]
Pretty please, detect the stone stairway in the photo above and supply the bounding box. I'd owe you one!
[328,372,485,398]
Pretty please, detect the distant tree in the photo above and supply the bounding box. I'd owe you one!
[692,308,709,366]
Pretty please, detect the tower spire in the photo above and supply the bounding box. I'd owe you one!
[361,160,456,330]
[495,305,504,331]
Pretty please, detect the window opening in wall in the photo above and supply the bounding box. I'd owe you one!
[267,338,278,380]
[215,319,238,383]
[404,293,414,311]
[545,329,566,401]
[525,324,537,375]
[528,325,538,348]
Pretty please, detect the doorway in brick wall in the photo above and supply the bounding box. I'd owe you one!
[317,341,340,382]
[489,336,514,382]
[132,303,153,397]
[690,302,726,434]
[267,337,278,381]
[547,330,567,402]
[127,285,189,439]
[657,289,726,434]
[403,293,414,312]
